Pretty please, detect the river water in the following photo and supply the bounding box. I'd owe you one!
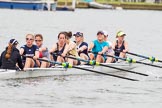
[0,9,162,108]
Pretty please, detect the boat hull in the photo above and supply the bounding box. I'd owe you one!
[0,0,56,11]
[0,63,136,80]
[88,2,114,9]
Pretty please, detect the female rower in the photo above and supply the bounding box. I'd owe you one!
[0,39,24,70]
[20,34,40,70]
[88,31,109,63]
[102,30,115,63]
[49,31,68,63]
[112,31,128,61]
[35,34,50,68]
[62,31,80,65]
[74,32,89,64]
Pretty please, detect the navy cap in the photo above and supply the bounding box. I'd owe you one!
[73,32,83,37]
[9,39,18,45]
[97,31,104,35]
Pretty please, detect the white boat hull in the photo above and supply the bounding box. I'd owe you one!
[0,63,136,80]
[88,2,114,9]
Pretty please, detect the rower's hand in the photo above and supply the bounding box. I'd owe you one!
[122,50,127,53]
[77,49,82,53]
[98,51,103,55]
[61,53,66,57]
[33,56,38,60]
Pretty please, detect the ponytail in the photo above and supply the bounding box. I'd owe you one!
[5,43,13,59]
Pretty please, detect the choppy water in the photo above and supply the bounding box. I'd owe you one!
[0,9,162,108]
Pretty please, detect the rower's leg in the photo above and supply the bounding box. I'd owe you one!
[89,53,94,60]
[40,57,50,68]
[80,53,89,64]
[106,52,115,63]
[67,55,74,65]
[119,52,126,58]
[24,58,35,70]
[96,55,104,63]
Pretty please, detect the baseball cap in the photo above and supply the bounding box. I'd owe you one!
[116,31,126,37]
[73,32,83,37]
[97,31,104,35]
[9,39,18,45]
[102,30,108,37]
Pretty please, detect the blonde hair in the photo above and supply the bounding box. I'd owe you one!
[26,34,34,39]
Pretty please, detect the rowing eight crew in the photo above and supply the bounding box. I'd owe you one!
[0,30,128,70]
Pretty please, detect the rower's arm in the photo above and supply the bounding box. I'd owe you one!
[0,52,3,67]
[78,45,88,52]
[39,47,48,52]
[112,41,116,50]
[34,50,40,67]
[101,46,108,54]
[17,54,24,70]
[49,44,57,53]
[123,41,129,52]
[88,42,94,51]
[62,44,69,56]
[68,42,76,51]
[19,48,24,55]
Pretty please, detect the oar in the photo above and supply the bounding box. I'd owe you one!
[126,51,162,63]
[90,51,162,69]
[36,58,139,81]
[62,55,148,76]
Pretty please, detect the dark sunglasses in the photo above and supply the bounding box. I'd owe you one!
[35,40,42,42]
[26,38,33,41]
[75,35,81,37]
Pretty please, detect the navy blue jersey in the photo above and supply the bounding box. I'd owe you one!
[76,42,88,56]
[115,40,125,57]
[21,45,39,60]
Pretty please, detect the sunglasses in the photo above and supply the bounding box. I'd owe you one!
[35,40,42,42]
[75,35,81,37]
[26,38,33,41]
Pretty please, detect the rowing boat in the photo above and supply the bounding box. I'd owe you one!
[0,62,137,80]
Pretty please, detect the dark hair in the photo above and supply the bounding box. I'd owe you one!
[57,31,72,39]
[35,34,43,40]
[66,31,72,39]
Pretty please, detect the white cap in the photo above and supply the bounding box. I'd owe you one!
[102,30,108,37]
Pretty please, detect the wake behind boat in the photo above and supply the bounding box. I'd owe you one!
[0,62,137,80]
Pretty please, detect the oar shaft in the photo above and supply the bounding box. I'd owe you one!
[90,51,162,68]
[73,66,138,81]
[126,52,149,59]
[136,61,162,68]
[38,57,138,81]
[100,64,148,76]
[127,52,162,63]
[64,55,148,76]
